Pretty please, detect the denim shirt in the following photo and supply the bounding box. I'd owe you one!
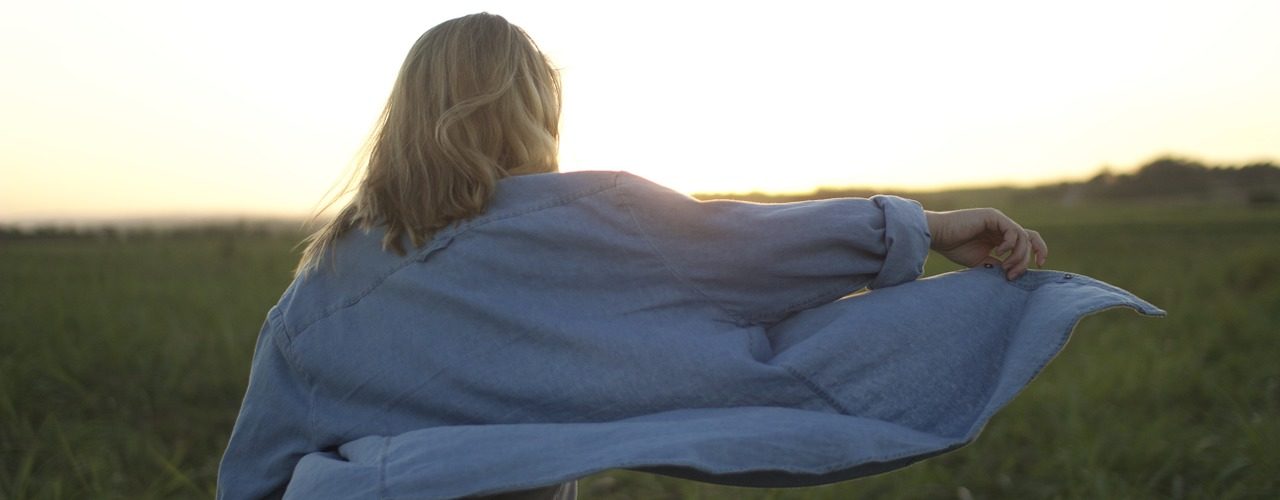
[217,171,1164,499]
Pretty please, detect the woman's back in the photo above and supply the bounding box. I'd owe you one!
[219,169,1163,499]
[216,13,1163,499]
[269,169,931,435]
[281,171,801,438]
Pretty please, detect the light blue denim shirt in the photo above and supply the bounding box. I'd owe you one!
[218,171,1164,499]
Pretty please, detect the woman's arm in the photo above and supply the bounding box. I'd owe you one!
[218,312,312,499]
[616,172,931,325]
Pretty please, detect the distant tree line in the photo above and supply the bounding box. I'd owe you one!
[697,156,1280,207]
[1020,156,1280,205]
[0,219,307,241]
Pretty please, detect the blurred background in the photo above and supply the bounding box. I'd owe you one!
[4,0,1279,220]
[1,0,1277,498]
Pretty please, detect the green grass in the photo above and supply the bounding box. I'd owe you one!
[2,203,1277,499]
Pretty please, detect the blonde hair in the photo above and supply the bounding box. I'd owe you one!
[297,13,561,276]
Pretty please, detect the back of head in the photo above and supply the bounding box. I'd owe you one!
[298,13,561,276]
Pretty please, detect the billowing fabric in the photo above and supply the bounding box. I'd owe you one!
[218,171,1164,499]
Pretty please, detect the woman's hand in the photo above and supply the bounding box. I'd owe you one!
[924,208,1048,280]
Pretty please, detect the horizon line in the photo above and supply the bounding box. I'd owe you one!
[6,155,1276,227]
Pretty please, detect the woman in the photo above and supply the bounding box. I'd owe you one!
[218,13,1162,499]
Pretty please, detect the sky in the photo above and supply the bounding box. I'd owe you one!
[2,0,1278,221]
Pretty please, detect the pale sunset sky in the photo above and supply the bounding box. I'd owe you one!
[2,0,1278,222]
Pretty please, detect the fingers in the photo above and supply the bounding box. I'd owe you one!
[957,208,1050,280]
[991,213,1020,257]
[1028,229,1048,268]
[1003,229,1031,280]
[999,229,1048,280]
[983,210,1043,280]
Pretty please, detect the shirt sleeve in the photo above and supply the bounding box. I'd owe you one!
[217,311,312,499]
[616,172,931,325]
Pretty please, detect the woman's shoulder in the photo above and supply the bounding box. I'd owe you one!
[273,170,648,335]
[486,170,624,211]
[270,227,403,334]
[487,170,684,209]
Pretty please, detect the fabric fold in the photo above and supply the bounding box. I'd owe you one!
[867,195,932,290]
[220,171,1165,499]
[282,266,1163,499]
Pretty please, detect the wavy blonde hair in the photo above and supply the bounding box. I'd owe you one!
[297,13,561,276]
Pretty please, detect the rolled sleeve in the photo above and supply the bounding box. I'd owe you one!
[867,195,932,290]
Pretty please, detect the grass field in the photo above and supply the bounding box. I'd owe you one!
[2,202,1278,499]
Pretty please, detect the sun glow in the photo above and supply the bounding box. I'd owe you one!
[2,0,1278,220]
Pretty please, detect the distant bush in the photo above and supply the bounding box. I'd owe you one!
[1247,189,1279,206]
[1081,156,1279,202]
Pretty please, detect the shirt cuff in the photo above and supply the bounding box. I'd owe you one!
[867,195,931,289]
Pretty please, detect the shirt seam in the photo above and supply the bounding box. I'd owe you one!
[288,175,622,337]
[268,307,319,454]
[615,173,752,326]
[739,282,865,325]
[783,366,855,416]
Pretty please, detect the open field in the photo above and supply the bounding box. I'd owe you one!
[2,202,1278,499]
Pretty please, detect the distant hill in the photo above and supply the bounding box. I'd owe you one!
[1022,157,1280,205]
[695,156,1280,209]
[5,156,1278,239]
